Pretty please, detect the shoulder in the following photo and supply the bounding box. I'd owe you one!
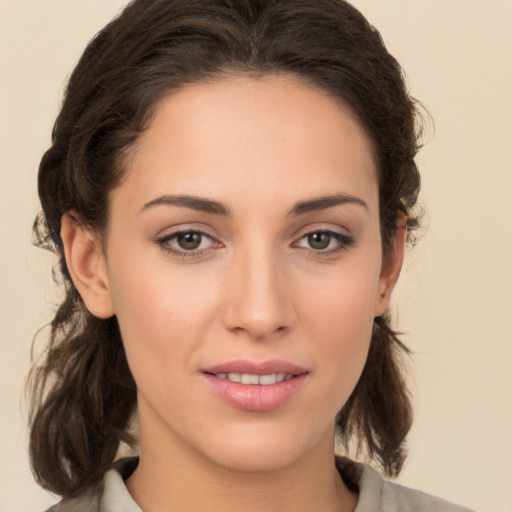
[336,457,477,512]
[43,458,141,512]
[45,456,477,512]
[43,488,99,512]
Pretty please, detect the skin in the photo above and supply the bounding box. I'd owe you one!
[61,75,405,512]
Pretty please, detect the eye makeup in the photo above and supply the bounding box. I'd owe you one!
[293,229,355,258]
[155,229,222,259]
[154,226,356,262]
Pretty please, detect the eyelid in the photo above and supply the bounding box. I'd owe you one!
[155,228,223,259]
[153,224,355,259]
[292,227,355,255]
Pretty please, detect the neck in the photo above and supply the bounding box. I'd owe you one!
[126,408,357,512]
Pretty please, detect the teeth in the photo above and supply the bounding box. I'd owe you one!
[216,372,292,385]
[241,374,259,385]
[259,373,278,385]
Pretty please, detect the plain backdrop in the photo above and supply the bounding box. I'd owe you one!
[1,1,511,511]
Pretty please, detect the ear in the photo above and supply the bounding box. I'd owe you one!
[374,215,407,317]
[60,213,115,319]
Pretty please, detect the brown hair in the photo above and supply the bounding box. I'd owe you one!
[29,0,423,498]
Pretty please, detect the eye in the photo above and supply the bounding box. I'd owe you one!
[175,231,206,251]
[305,232,333,250]
[156,229,219,257]
[294,230,354,254]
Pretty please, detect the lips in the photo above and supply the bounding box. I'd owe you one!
[202,359,308,411]
[214,372,293,385]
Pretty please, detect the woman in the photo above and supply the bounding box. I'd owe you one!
[28,0,474,511]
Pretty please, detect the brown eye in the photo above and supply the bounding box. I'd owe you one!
[294,230,354,255]
[177,232,203,250]
[307,232,332,250]
[156,229,220,258]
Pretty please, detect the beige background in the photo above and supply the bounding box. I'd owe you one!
[1,1,511,511]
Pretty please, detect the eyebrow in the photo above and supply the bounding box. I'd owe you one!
[139,192,368,217]
[140,195,231,216]
[287,193,369,216]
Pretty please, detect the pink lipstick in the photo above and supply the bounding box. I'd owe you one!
[201,359,308,411]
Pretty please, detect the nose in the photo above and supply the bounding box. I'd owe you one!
[222,247,297,341]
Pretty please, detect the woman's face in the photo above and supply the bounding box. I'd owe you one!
[96,75,396,471]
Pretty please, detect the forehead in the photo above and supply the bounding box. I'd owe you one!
[117,75,378,213]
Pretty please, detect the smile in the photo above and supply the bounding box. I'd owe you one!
[213,372,294,385]
[202,360,308,411]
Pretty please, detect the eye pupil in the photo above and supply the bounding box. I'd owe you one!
[177,232,202,250]
[308,232,331,250]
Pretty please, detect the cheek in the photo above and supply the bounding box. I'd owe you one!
[298,257,380,396]
[106,250,223,376]
[307,286,374,369]
[109,272,205,419]
[300,247,381,331]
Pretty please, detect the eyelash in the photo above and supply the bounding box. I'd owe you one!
[155,229,354,259]
[155,230,219,259]
[293,230,355,257]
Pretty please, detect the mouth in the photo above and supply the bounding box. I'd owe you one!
[201,360,308,411]
[205,372,295,386]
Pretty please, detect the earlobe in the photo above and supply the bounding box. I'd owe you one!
[60,213,115,319]
[374,216,407,317]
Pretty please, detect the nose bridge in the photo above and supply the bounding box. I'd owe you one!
[223,240,295,340]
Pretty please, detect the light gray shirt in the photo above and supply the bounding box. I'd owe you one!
[46,457,477,512]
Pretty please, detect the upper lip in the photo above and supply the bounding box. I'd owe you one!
[202,359,307,376]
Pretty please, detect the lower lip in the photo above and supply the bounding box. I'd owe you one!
[202,373,308,411]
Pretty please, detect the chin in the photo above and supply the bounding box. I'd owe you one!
[199,420,333,473]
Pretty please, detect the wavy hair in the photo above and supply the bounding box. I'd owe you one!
[28,0,423,498]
